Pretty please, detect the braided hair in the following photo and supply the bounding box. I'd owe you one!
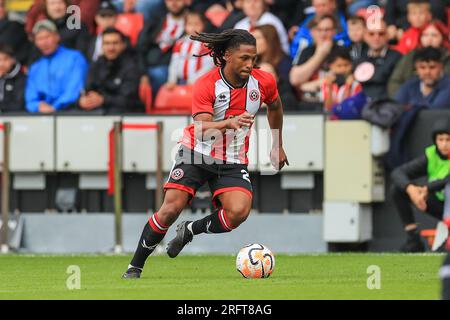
[191,29,256,67]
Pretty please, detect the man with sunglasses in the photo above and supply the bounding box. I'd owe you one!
[353,19,401,100]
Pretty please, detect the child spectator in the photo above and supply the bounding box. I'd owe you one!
[347,15,367,60]
[394,0,433,55]
[234,0,289,54]
[0,45,26,113]
[166,11,215,87]
[388,20,450,98]
[252,24,292,84]
[385,0,446,41]
[322,47,362,111]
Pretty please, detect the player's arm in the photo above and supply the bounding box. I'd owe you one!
[267,96,289,170]
[193,112,255,140]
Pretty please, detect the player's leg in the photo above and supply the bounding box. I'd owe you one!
[166,165,253,258]
[191,190,252,234]
[122,189,189,278]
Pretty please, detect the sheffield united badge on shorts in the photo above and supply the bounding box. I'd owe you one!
[171,168,184,180]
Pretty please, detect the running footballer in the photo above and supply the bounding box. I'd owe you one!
[123,29,288,279]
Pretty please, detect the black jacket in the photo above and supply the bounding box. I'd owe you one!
[354,48,402,100]
[84,51,143,114]
[391,118,450,193]
[0,18,30,64]
[0,63,26,113]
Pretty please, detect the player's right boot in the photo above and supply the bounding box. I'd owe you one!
[122,266,142,279]
[166,221,193,258]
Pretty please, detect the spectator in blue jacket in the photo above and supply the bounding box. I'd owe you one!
[290,0,350,65]
[25,20,88,113]
[395,47,450,110]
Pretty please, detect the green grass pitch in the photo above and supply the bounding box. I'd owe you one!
[0,253,446,300]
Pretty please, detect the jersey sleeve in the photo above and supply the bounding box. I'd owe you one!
[261,71,279,105]
[192,76,214,117]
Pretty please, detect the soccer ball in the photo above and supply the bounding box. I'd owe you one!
[236,243,275,278]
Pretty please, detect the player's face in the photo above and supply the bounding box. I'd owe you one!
[226,44,257,80]
[436,133,450,156]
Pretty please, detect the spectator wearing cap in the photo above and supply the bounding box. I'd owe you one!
[0,45,26,113]
[25,20,88,113]
[290,0,350,65]
[137,0,188,95]
[26,0,100,35]
[395,47,450,110]
[353,19,401,100]
[0,0,30,65]
[40,0,91,56]
[80,28,142,114]
[234,0,289,54]
[87,1,119,62]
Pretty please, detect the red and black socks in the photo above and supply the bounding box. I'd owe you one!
[189,208,233,235]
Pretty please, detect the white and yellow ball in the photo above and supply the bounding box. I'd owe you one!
[236,243,275,278]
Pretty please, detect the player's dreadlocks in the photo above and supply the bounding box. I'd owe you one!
[191,29,256,67]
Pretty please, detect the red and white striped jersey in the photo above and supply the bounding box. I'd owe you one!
[180,67,279,164]
[168,36,215,84]
[156,14,185,53]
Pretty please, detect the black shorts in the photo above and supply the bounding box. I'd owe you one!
[164,145,253,207]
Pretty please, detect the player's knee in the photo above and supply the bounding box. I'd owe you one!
[224,203,251,228]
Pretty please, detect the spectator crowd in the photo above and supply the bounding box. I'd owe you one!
[0,0,450,115]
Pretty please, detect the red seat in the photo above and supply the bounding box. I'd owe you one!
[139,81,153,114]
[153,84,192,115]
[115,13,144,47]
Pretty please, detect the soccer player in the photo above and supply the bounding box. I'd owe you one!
[122,29,289,279]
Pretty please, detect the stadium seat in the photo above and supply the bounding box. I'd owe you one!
[139,81,153,114]
[115,13,144,47]
[153,84,192,115]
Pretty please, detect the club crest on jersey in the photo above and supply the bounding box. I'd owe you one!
[249,89,260,102]
[171,168,184,180]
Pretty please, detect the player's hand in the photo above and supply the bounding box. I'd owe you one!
[227,112,255,130]
[270,146,289,171]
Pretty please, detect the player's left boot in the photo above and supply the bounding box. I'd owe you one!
[166,221,193,258]
[122,266,142,279]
